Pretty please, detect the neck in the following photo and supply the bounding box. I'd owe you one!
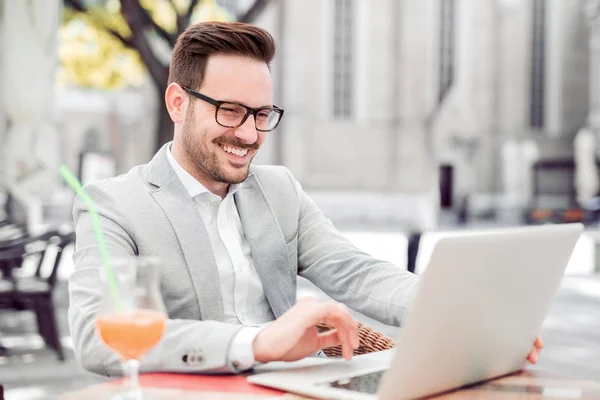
[171,143,229,199]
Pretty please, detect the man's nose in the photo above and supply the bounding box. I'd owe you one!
[233,115,258,144]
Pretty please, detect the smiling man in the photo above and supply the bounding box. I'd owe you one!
[170,53,276,198]
[68,22,542,376]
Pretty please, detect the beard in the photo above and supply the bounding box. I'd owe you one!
[182,104,258,184]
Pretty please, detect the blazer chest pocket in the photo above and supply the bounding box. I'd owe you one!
[286,235,298,274]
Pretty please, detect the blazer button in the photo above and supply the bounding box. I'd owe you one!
[183,352,205,365]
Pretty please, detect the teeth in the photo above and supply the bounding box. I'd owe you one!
[222,145,248,157]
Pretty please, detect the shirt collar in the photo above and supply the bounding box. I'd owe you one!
[167,145,242,199]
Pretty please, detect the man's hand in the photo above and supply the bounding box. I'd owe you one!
[253,297,359,363]
[526,334,544,364]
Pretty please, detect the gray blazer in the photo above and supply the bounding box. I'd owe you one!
[69,143,420,376]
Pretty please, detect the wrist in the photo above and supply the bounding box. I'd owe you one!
[252,331,272,363]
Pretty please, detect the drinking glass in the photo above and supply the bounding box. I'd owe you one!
[96,257,167,400]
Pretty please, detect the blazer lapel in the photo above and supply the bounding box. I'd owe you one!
[146,144,225,321]
[235,173,294,318]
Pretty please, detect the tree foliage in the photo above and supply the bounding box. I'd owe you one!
[58,5,145,89]
[58,0,235,89]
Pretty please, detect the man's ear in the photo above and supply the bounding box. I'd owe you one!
[165,83,187,123]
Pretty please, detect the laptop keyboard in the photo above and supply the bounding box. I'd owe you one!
[316,370,386,394]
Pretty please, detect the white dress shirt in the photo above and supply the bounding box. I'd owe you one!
[167,147,274,370]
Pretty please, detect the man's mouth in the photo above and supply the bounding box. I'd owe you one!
[218,144,249,158]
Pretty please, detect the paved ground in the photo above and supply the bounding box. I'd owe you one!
[538,275,600,380]
[0,233,599,399]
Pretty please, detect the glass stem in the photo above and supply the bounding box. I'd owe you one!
[122,359,141,393]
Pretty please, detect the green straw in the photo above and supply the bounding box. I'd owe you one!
[59,164,122,311]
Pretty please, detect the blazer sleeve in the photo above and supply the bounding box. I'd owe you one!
[285,169,421,327]
[68,183,245,376]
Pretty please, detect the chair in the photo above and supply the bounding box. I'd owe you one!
[0,230,75,361]
[317,322,396,357]
[0,187,25,235]
[0,236,39,309]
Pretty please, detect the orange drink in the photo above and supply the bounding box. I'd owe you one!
[97,310,166,360]
[96,257,167,399]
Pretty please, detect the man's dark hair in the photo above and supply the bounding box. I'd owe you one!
[168,21,276,89]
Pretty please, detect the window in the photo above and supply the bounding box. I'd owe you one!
[333,0,354,119]
[530,0,546,129]
[439,0,455,103]
[591,23,600,113]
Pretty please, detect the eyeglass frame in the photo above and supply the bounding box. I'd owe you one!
[181,86,284,132]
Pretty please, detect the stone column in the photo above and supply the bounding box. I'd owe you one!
[587,0,600,141]
[0,1,6,186]
[572,0,600,206]
[2,0,62,233]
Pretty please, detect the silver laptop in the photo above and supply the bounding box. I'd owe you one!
[248,223,583,400]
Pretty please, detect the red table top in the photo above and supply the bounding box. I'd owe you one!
[111,372,284,396]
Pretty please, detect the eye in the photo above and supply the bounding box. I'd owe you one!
[221,107,240,114]
[257,111,271,119]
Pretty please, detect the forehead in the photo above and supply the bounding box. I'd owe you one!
[200,54,273,107]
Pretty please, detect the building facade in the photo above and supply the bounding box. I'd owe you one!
[588,0,600,138]
[249,0,594,229]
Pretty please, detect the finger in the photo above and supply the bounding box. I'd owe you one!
[326,315,352,360]
[323,303,356,360]
[333,302,359,349]
[317,329,342,350]
[305,301,356,360]
[527,351,538,364]
[534,335,544,349]
[333,303,358,359]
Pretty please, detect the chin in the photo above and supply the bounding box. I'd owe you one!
[220,166,250,184]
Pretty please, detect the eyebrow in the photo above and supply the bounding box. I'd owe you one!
[222,99,274,109]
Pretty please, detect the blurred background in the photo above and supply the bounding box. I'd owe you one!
[0,0,599,398]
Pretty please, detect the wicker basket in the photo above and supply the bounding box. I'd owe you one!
[316,322,396,357]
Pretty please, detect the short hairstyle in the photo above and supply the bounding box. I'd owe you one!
[168,21,276,89]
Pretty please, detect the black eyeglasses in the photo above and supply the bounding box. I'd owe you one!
[182,86,284,132]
